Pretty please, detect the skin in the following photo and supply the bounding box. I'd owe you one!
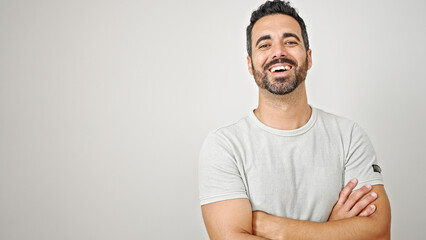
[202,180,381,240]
[252,185,391,240]
[247,14,312,131]
[202,14,391,240]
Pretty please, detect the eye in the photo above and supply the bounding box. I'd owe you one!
[285,41,297,46]
[259,43,270,49]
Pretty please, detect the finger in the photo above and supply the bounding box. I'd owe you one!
[337,179,358,205]
[358,204,376,217]
[344,184,372,211]
[349,191,377,215]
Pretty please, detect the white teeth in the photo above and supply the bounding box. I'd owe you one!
[271,65,291,72]
[271,66,284,72]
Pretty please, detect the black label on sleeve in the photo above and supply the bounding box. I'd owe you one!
[372,164,382,173]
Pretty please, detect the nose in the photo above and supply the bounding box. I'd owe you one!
[271,42,287,59]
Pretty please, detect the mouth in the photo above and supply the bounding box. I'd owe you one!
[268,64,293,73]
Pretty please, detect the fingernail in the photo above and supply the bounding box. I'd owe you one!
[365,184,372,190]
[371,192,377,198]
[351,179,357,184]
[370,205,376,210]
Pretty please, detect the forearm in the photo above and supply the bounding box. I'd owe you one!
[254,185,391,240]
[279,215,390,240]
[227,233,270,240]
[207,229,271,240]
[280,186,391,240]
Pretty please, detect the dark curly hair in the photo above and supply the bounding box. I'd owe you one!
[246,0,309,56]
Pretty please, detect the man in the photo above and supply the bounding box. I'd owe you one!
[199,1,391,239]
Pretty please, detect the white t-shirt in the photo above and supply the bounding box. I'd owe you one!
[199,107,384,222]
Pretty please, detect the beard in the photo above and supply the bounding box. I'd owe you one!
[252,57,309,95]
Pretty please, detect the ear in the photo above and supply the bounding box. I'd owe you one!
[247,55,254,75]
[306,49,312,70]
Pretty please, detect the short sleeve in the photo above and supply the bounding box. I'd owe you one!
[344,123,384,189]
[198,132,248,206]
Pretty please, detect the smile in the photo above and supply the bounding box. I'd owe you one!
[269,65,292,73]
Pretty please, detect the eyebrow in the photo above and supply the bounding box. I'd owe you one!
[255,35,271,47]
[282,32,301,42]
[255,32,302,47]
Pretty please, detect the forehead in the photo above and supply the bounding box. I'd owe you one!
[252,14,302,40]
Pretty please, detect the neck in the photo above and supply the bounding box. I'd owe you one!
[254,82,312,130]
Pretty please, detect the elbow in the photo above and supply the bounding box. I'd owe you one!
[374,227,391,240]
[369,211,391,240]
[377,220,391,240]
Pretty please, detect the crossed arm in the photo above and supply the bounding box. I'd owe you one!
[201,180,391,240]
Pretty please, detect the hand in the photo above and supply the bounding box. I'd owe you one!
[252,211,283,240]
[329,179,378,221]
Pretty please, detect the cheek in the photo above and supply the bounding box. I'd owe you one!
[292,49,308,65]
[253,55,268,70]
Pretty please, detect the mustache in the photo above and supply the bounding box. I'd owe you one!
[263,58,297,71]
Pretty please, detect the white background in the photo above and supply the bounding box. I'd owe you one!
[1,0,425,239]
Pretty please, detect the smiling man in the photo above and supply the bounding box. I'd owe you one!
[199,1,391,239]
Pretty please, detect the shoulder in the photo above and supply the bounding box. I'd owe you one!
[314,107,363,134]
[312,107,374,150]
[204,114,253,144]
[315,107,355,126]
